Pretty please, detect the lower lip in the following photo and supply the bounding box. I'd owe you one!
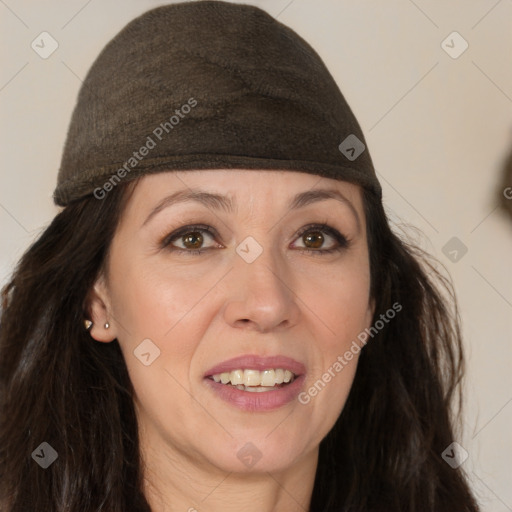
[203,375,306,412]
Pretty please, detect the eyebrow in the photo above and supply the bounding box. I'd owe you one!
[142,187,360,230]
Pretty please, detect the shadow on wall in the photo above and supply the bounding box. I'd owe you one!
[499,138,512,224]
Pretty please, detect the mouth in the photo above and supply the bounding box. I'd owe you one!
[203,354,306,410]
[207,368,297,392]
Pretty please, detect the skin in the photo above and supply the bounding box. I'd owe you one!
[88,169,375,512]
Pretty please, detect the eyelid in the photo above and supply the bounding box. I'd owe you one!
[160,223,218,249]
[292,223,350,250]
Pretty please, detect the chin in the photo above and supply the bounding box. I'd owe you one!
[199,433,308,474]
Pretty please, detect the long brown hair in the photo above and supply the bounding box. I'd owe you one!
[0,182,479,511]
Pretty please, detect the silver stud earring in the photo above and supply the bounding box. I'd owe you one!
[84,319,93,331]
[104,322,110,329]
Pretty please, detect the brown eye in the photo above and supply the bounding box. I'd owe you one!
[293,223,350,255]
[182,231,204,250]
[303,230,324,249]
[161,225,218,254]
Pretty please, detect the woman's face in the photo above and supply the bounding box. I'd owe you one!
[90,169,374,475]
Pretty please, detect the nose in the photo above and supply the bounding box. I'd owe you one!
[222,241,301,333]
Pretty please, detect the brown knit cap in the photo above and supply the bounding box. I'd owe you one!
[53,0,382,206]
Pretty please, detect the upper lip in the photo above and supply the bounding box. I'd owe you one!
[204,354,306,378]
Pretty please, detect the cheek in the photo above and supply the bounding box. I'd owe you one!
[303,257,372,349]
[107,261,208,435]
[297,254,371,410]
[107,255,225,390]
[109,258,201,341]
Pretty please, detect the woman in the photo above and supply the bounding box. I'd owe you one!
[0,1,480,511]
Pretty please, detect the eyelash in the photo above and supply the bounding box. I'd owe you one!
[160,223,351,256]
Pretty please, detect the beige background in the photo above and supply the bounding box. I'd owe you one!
[1,1,511,509]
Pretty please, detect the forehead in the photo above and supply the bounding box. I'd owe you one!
[115,170,366,243]
[124,169,363,211]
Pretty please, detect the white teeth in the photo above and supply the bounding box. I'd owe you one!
[260,369,276,386]
[210,368,297,388]
[231,369,244,385]
[243,369,261,386]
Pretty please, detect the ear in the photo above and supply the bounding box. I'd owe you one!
[86,273,117,343]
